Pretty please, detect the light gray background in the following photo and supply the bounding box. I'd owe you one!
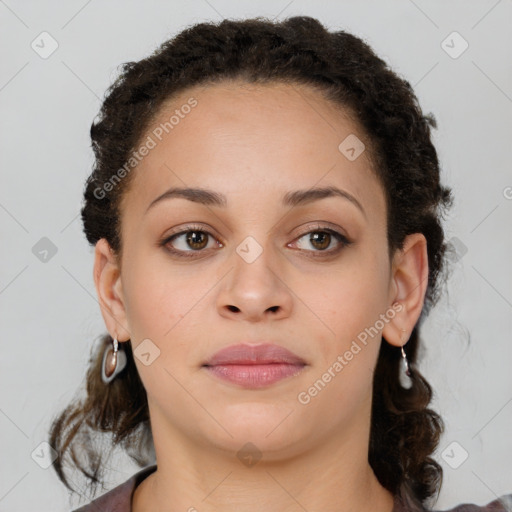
[1,1,511,511]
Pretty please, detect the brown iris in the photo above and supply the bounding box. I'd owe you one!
[309,231,331,250]
[186,231,209,250]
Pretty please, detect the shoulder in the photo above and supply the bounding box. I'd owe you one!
[70,464,157,512]
[434,494,512,512]
[394,493,512,512]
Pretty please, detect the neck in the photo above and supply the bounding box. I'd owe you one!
[132,412,395,512]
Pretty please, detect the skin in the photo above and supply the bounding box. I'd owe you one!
[94,80,428,512]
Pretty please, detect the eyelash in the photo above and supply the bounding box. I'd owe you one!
[159,223,352,259]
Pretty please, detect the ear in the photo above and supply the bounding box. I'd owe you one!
[382,233,429,347]
[93,238,131,342]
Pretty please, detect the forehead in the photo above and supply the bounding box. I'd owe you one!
[120,80,386,225]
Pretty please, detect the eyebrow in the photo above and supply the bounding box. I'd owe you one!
[145,185,366,219]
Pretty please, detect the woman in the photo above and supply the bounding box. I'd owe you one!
[49,16,511,512]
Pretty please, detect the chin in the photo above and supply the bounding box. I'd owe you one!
[208,428,307,464]
[211,403,305,448]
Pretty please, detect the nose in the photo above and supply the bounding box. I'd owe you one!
[216,239,293,323]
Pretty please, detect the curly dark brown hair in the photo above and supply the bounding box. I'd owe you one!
[49,15,453,509]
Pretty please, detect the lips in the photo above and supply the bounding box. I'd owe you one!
[202,343,306,389]
[203,343,306,366]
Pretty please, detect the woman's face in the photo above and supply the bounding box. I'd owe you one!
[97,80,421,461]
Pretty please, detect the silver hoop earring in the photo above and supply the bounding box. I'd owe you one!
[101,337,127,384]
[399,328,413,389]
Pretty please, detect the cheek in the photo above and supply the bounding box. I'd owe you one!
[298,280,383,420]
[297,252,389,395]
[121,251,185,341]
[121,253,219,364]
[306,266,387,345]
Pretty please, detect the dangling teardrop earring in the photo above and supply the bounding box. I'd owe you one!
[399,328,413,389]
[101,337,127,384]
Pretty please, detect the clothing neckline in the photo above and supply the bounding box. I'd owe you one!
[128,464,408,512]
[129,464,157,510]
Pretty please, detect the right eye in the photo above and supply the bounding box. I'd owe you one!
[160,225,223,258]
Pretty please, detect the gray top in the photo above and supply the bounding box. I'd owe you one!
[71,465,512,512]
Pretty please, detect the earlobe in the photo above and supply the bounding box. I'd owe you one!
[93,238,131,341]
[382,233,429,348]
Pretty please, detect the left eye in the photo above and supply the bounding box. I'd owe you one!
[291,229,349,253]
